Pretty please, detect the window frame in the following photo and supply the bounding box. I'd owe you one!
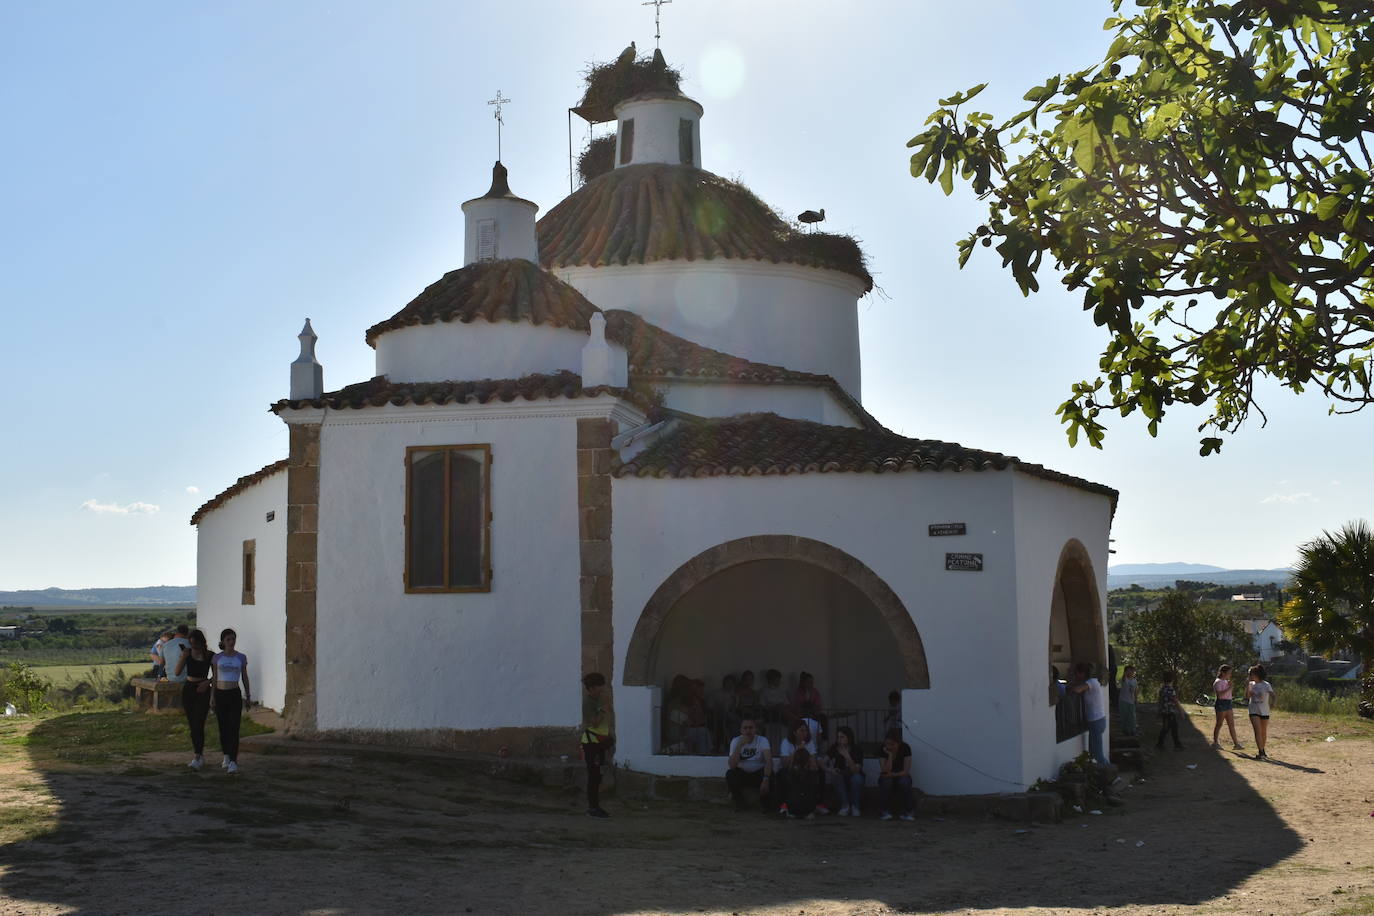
[404,443,493,594]
[241,539,256,605]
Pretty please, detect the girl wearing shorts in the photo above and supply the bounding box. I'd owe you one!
[1211,664,1244,749]
[1246,665,1276,760]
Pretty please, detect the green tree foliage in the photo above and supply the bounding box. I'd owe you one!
[1278,520,1374,682]
[1124,592,1252,695]
[0,662,52,713]
[908,0,1374,454]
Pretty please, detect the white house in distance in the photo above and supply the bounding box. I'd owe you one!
[192,50,1117,795]
[1243,618,1286,662]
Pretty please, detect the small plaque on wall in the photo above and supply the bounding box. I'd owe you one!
[945,552,984,572]
[928,523,966,537]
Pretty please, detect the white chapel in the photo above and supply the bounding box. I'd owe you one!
[192,49,1116,795]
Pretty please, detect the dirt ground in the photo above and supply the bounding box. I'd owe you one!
[1,706,1371,916]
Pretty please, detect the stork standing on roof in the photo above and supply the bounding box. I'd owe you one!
[797,208,826,232]
[616,40,637,67]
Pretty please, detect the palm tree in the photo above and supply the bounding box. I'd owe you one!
[1278,520,1374,716]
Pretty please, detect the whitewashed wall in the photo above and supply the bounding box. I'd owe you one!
[614,96,703,168]
[1011,474,1115,784]
[611,470,1029,793]
[555,261,865,400]
[658,380,860,427]
[310,398,635,733]
[375,320,624,385]
[194,470,288,711]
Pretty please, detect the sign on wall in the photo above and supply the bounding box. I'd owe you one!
[928,523,966,536]
[945,552,984,572]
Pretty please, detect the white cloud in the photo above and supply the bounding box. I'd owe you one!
[185,486,200,495]
[1259,492,1315,505]
[81,499,160,516]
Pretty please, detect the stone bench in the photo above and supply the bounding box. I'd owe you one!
[130,677,184,712]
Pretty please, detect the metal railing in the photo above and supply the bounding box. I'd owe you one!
[656,706,895,756]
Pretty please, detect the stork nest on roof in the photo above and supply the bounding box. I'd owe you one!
[573,52,683,123]
[577,135,617,184]
[787,231,872,286]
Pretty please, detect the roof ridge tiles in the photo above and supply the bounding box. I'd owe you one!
[364,259,601,348]
[538,164,873,291]
[612,411,1118,506]
[271,370,651,414]
[189,458,289,527]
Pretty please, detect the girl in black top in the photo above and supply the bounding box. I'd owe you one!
[175,628,214,771]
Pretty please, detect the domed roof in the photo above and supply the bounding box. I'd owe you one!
[537,164,873,291]
[365,259,601,347]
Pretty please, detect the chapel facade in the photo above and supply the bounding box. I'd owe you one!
[192,53,1116,794]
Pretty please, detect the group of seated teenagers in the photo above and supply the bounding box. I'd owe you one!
[663,668,832,756]
[722,707,916,821]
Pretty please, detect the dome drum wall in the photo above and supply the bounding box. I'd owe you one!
[614,96,704,169]
[556,260,864,401]
[461,196,539,265]
[375,321,625,385]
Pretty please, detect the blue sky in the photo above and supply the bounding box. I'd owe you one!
[2,1,1368,589]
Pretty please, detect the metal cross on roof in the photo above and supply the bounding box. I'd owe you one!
[641,0,672,49]
[487,90,511,160]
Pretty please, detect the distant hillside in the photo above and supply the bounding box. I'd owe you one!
[0,586,197,608]
[1107,569,1292,590]
[1108,562,1226,576]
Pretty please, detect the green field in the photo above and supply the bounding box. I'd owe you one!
[1,648,148,667]
[28,663,148,686]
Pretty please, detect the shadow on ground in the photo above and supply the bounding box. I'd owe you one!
[0,708,1308,915]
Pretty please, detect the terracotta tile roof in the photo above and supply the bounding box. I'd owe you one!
[614,412,1118,503]
[364,259,601,348]
[271,370,649,414]
[537,164,874,291]
[606,310,883,430]
[190,459,288,526]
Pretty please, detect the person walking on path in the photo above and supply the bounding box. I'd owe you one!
[581,672,614,818]
[1155,671,1185,750]
[1118,666,1139,737]
[174,628,214,770]
[1246,665,1277,760]
[1211,664,1245,750]
[210,629,252,775]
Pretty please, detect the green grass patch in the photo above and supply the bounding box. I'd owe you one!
[35,662,147,684]
[2,648,149,667]
[1276,684,1362,716]
[21,709,272,766]
[0,804,59,844]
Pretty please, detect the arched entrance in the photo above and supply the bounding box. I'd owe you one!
[1049,538,1106,707]
[623,536,929,691]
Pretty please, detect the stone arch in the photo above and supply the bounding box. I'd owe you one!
[623,535,930,688]
[1048,538,1106,701]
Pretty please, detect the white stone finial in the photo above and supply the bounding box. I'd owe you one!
[290,318,324,400]
[581,312,627,389]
